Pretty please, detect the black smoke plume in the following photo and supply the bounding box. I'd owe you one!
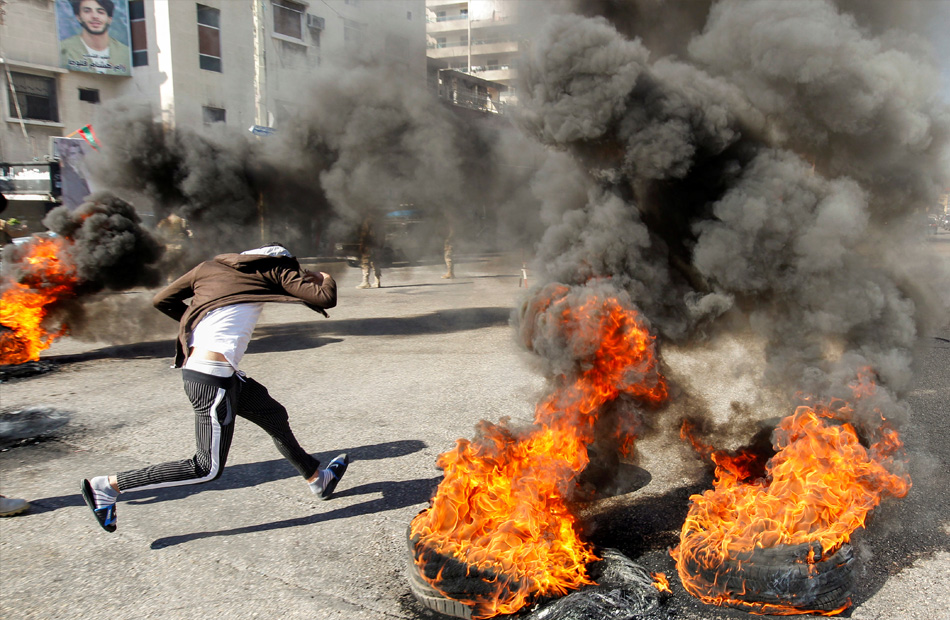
[513,2,950,433]
[42,192,165,293]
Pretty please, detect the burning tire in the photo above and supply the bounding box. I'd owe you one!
[678,540,854,613]
[406,556,474,620]
[406,525,476,619]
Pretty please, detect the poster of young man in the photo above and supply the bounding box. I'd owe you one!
[57,0,132,76]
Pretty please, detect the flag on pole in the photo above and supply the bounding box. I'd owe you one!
[65,124,100,150]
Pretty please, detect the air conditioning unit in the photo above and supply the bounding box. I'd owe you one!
[307,14,325,30]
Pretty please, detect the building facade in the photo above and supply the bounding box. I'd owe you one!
[1,0,426,163]
[424,0,520,104]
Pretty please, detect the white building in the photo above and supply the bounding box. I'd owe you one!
[424,0,520,104]
[0,0,425,163]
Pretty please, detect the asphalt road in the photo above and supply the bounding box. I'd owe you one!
[1,243,948,620]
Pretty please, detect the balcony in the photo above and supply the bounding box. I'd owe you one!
[425,0,468,9]
[426,17,468,34]
[470,39,518,55]
[469,14,515,29]
[427,40,468,60]
[470,67,514,84]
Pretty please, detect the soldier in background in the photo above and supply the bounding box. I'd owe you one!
[356,214,382,289]
[442,222,455,279]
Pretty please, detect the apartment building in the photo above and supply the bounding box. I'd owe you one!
[1,0,425,164]
[424,0,520,106]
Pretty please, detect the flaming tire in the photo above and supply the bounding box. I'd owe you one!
[405,526,475,619]
[679,540,854,613]
[405,560,474,620]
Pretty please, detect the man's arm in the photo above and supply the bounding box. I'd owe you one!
[277,267,337,312]
[152,265,198,321]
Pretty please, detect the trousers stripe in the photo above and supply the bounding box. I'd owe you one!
[115,372,318,493]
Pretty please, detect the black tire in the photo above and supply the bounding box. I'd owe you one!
[405,525,477,618]
[680,541,854,612]
[406,560,474,619]
[406,524,516,614]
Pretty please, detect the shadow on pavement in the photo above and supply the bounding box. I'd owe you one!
[253,306,512,343]
[149,475,443,550]
[33,306,511,367]
[43,340,171,364]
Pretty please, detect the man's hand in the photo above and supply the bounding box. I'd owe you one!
[303,270,329,285]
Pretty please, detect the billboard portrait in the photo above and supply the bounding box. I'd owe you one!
[56,0,132,76]
[52,137,98,209]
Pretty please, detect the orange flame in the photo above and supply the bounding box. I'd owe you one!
[671,371,911,615]
[410,289,667,618]
[0,237,78,365]
[651,572,671,593]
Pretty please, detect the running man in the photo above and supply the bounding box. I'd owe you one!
[81,242,349,532]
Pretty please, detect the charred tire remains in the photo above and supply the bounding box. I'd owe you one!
[679,540,854,613]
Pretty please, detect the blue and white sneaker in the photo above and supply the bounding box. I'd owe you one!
[310,454,350,500]
[81,479,117,533]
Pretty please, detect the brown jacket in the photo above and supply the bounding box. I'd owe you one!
[153,253,337,368]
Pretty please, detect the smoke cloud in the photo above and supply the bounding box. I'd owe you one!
[24,1,947,435]
[42,192,165,292]
[513,1,949,433]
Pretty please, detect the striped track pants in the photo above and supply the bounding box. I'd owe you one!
[115,370,321,492]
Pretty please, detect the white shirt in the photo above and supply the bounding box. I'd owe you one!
[188,303,264,370]
[82,41,111,74]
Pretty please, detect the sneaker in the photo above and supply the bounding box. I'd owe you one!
[80,479,117,533]
[0,495,30,517]
[310,454,350,500]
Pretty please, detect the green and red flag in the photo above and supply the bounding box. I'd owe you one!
[66,124,100,150]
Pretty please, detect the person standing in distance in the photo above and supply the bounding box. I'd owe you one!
[356,214,382,289]
[80,243,349,533]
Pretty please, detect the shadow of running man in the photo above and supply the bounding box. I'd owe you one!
[149,475,442,549]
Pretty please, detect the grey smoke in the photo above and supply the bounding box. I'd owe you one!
[85,66,546,261]
[514,0,950,434]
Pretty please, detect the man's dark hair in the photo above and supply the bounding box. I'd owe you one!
[71,0,115,18]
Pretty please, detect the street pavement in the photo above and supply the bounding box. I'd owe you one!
[1,245,948,620]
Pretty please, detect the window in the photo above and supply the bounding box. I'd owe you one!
[197,5,222,72]
[129,0,148,66]
[344,19,364,49]
[202,106,226,124]
[7,72,58,122]
[78,88,100,103]
[273,0,304,40]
